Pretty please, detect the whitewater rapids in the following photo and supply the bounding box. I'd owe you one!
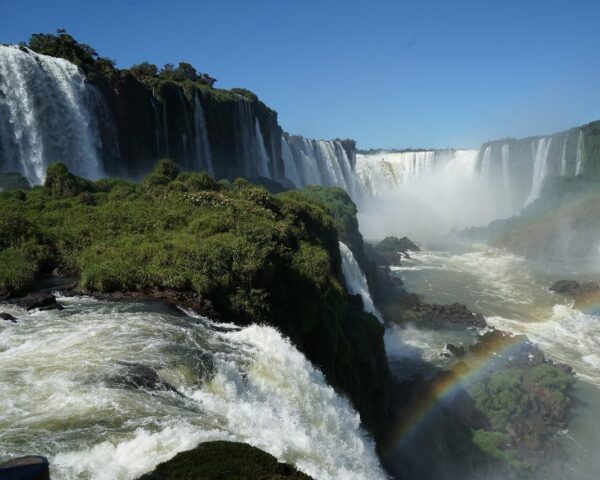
[0,296,386,480]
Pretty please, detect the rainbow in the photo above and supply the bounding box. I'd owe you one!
[381,331,530,456]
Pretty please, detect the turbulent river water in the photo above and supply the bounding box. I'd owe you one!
[0,297,385,480]
[384,244,600,479]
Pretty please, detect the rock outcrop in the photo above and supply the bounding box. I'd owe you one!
[137,441,313,480]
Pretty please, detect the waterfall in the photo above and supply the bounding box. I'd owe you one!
[524,137,552,206]
[0,45,109,184]
[282,136,357,193]
[501,144,511,207]
[480,146,492,182]
[575,130,584,175]
[193,95,214,175]
[339,242,382,322]
[0,297,385,480]
[560,138,567,176]
[355,149,479,198]
[254,118,271,178]
[281,136,302,186]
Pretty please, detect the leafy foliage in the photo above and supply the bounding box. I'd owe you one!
[25,30,116,83]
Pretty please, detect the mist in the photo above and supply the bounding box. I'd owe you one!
[355,149,511,243]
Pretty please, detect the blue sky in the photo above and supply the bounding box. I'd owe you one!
[2,0,600,149]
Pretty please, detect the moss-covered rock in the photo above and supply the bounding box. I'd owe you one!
[137,441,313,480]
[44,162,96,198]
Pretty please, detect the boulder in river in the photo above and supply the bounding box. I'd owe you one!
[445,343,466,357]
[14,293,62,311]
[410,302,487,329]
[550,279,600,296]
[0,455,49,480]
[369,236,421,266]
[1,312,17,322]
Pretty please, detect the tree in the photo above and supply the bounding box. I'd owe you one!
[129,61,159,79]
[173,62,198,82]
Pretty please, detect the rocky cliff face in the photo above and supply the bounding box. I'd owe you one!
[98,75,284,182]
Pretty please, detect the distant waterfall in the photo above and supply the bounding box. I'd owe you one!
[355,149,479,198]
[281,136,356,195]
[0,45,109,184]
[193,95,213,175]
[501,144,511,210]
[560,139,567,176]
[339,242,382,322]
[575,130,584,175]
[254,118,271,177]
[480,146,492,181]
[281,136,302,186]
[525,137,552,206]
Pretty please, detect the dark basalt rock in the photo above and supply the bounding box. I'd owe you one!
[0,455,49,480]
[347,292,364,309]
[13,293,60,311]
[64,286,217,319]
[369,236,421,267]
[111,362,177,393]
[1,312,17,322]
[550,279,600,297]
[411,302,486,329]
[137,441,313,480]
[445,343,465,357]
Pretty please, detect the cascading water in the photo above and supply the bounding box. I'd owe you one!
[281,136,302,186]
[576,130,584,175]
[339,242,382,322]
[355,150,477,198]
[254,118,271,178]
[560,138,567,176]
[355,149,496,240]
[0,45,109,184]
[0,297,385,480]
[193,95,214,175]
[524,137,552,206]
[282,136,356,194]
[480,146,492,182]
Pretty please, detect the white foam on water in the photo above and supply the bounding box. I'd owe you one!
[488,304,600,386]
[0,298,385,480]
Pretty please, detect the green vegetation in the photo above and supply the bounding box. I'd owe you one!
[0,162,391,437]
[472,430,524,469]
[137,441,313,479]
[0,172,30,191]
[281,186,359,244]
[463,332,576,473]
[25,30,117,83]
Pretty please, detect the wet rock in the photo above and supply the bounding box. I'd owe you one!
[112,362,177,393]
[550,279,600,296]
[446,343,465,357]
[14,293,58,311]
[549,279,582,294]
[411,302,486,329]
[1,312,17,322]
[63,286,217,319]
[0,455,49,480]
[347,292,364,309]
[369,236,421,266]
